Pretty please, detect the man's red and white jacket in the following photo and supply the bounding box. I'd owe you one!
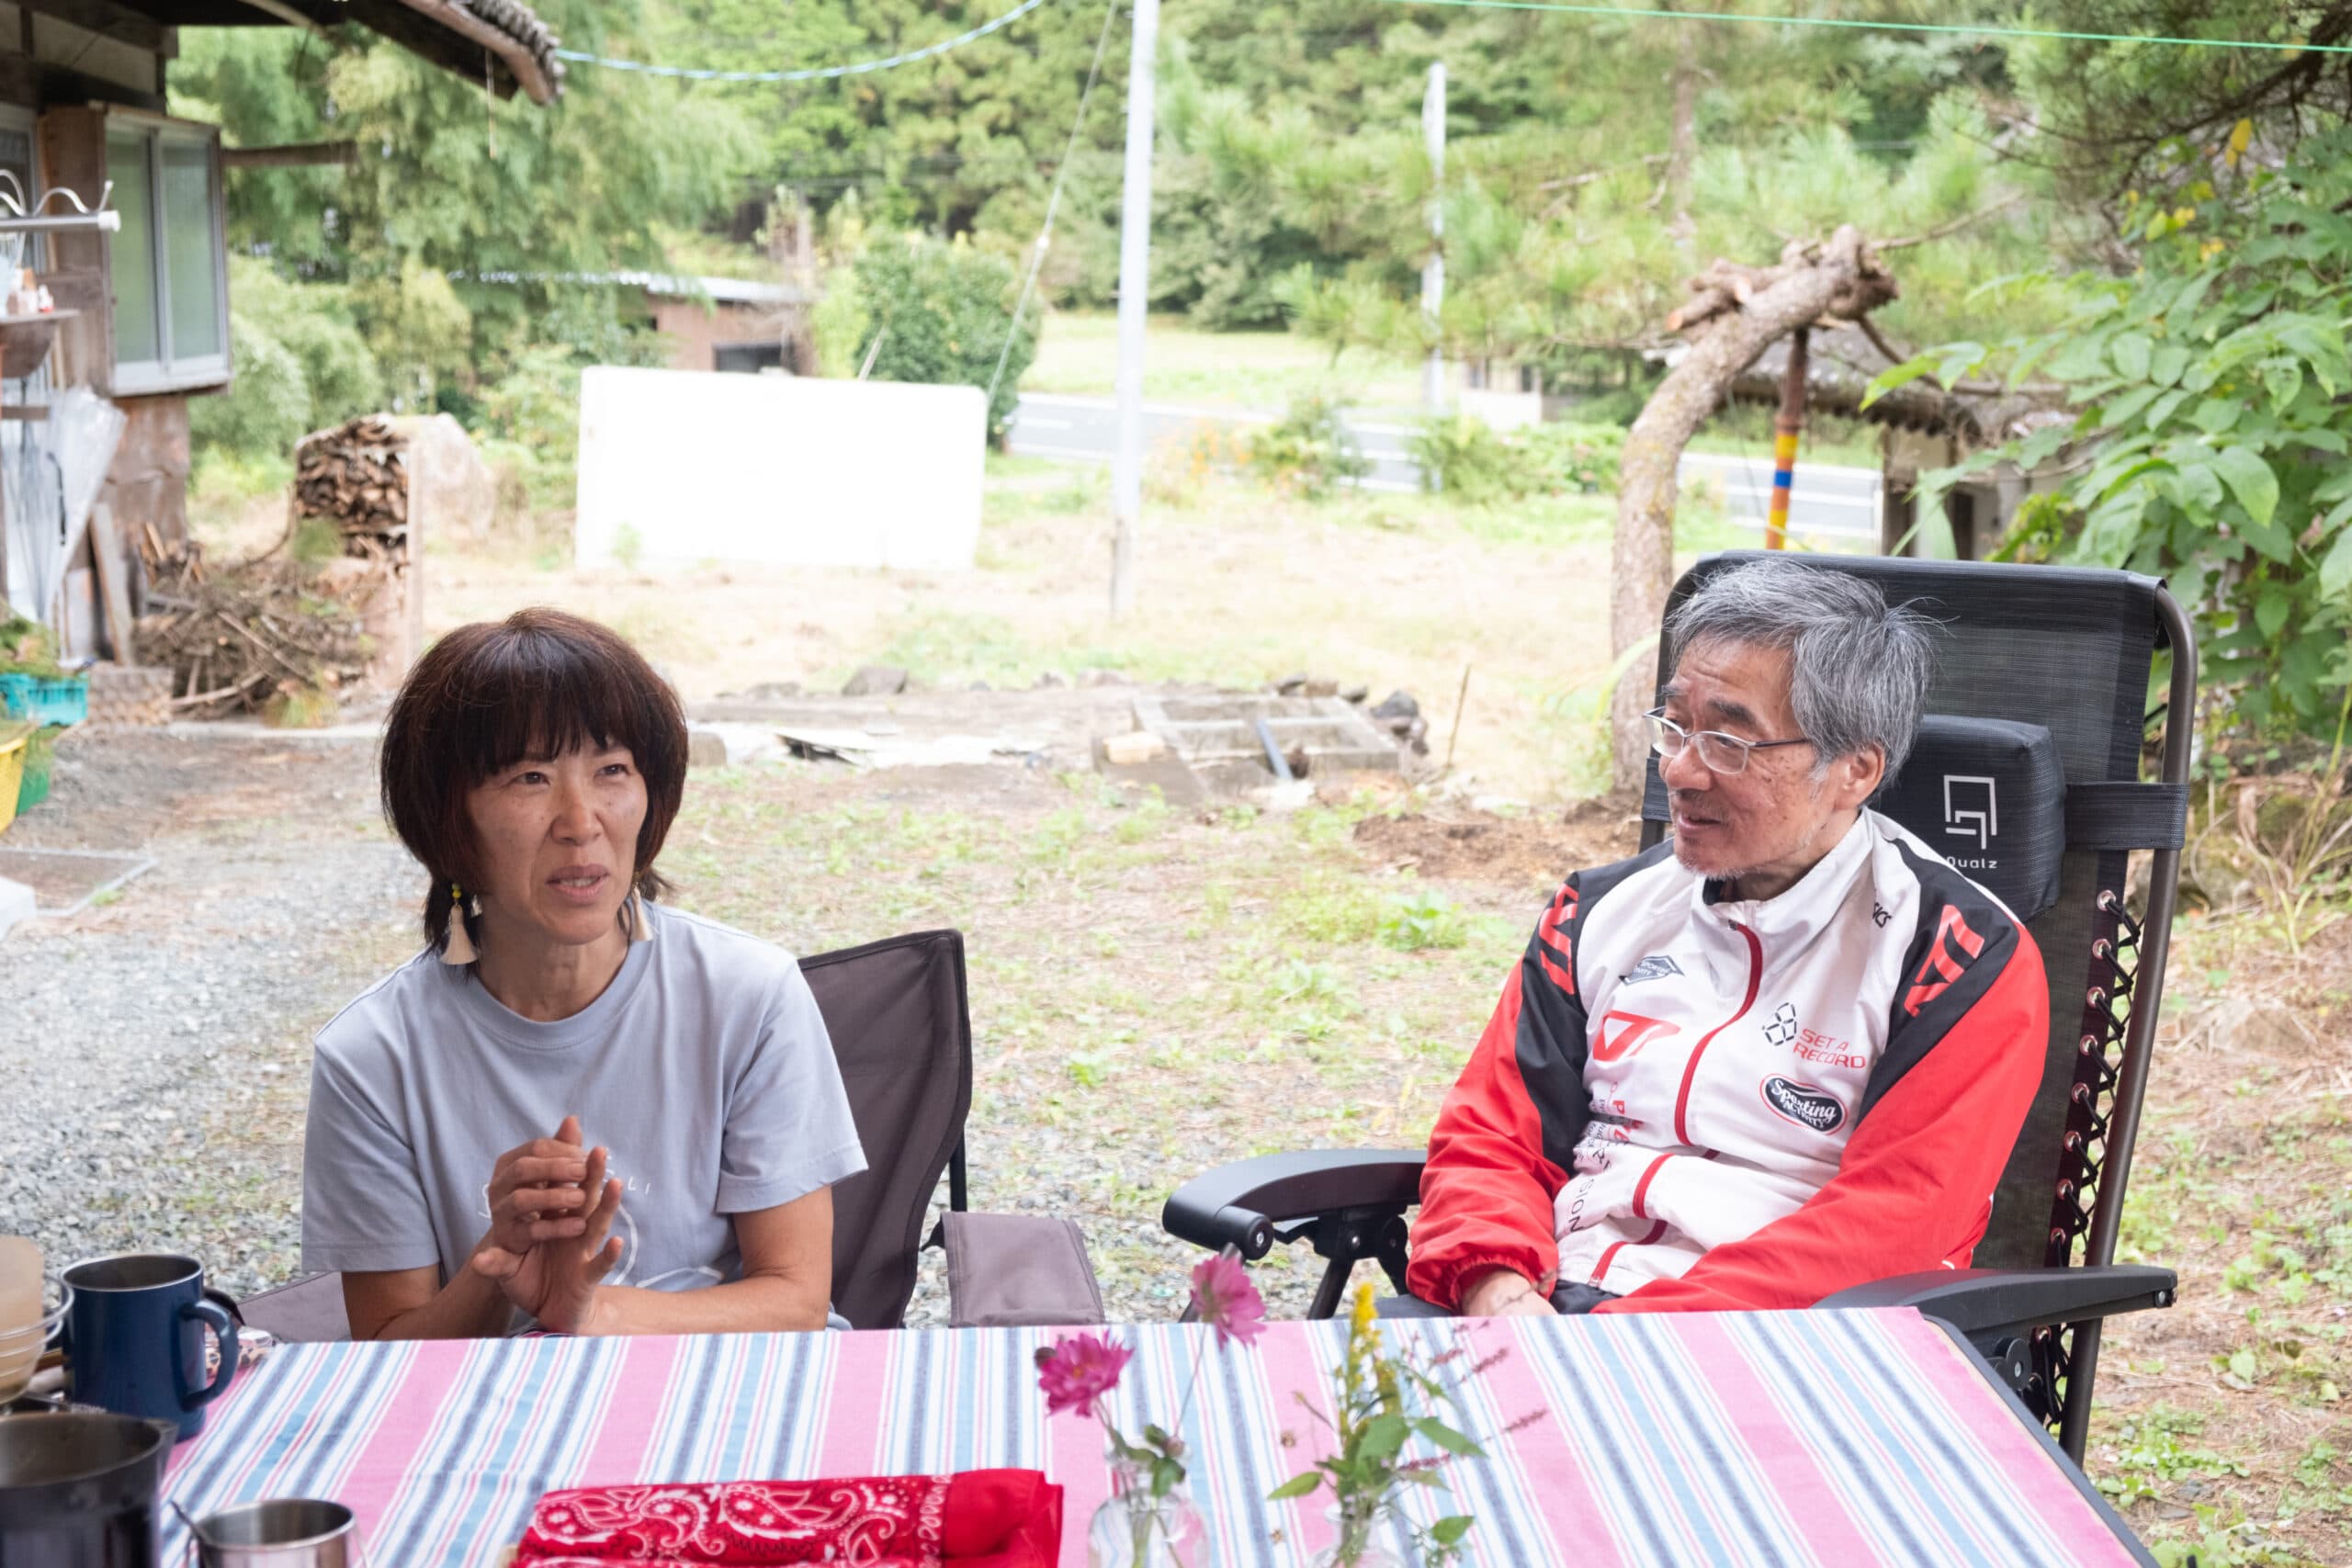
[1408,809,2049,1314]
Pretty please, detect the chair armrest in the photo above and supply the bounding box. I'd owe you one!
[938,1212,1105,1328]
[236,1271,352,1344]
[1816,1265,2177,1342]
[1161,1149,1425,1259]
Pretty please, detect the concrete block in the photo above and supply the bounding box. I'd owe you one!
[1101,730,1168,765]
[0,875,33,939]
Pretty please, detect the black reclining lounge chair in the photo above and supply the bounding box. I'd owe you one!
[1160,552,2196,1466]
[241,929,1104,1338]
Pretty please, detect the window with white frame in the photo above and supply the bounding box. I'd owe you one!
[104,116,228,394]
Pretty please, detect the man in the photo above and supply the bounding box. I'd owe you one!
[1407,559,2048,1317]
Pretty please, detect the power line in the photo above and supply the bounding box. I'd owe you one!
[1371,0,2352,55]
[554,0,1057,82]
[989,0,1125,402]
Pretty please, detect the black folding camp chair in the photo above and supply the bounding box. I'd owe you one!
[1160,553,2196,1466]
[241,929,1102,1338]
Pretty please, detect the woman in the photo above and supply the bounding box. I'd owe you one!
[301,608,865,1339]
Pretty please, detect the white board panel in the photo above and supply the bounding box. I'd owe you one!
[574,367,986,572]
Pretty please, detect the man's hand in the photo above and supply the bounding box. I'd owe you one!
[481,1116,595,1255]
[1459,1267,1557,1317]
[471,1129,626,1333]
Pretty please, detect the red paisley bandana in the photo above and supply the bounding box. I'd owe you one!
[514,1470,1061,1568]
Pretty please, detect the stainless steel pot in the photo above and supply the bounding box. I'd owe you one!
[187,1498,361,1568]
[0,1409,175,1568]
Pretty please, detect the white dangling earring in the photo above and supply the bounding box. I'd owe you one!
[441,881,479,965]
[627,892,653,944]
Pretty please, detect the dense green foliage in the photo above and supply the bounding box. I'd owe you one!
[844,237,1037,439]
[1876,9,2352,744]
[1246,395,1371,498]
[189,258,382,460]
[1410,416,1623,504]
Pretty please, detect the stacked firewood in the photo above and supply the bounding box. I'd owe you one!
[294,415,409,558]
[134,536,375,717]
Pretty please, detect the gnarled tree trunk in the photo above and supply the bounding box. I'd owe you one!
[1607,225,1900,790]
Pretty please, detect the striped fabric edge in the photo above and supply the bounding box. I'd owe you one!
[156,1312,2141,1568]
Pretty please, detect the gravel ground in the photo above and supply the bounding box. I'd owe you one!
[0,725,411,1294]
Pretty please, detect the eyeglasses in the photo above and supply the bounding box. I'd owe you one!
[1644,709,1815,775]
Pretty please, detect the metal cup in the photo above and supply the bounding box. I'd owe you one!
[187,1499,360,1568]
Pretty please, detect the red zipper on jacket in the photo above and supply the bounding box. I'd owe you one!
[1673,920,1762,1145]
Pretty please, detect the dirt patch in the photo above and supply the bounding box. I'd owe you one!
[1351,796,1645,891]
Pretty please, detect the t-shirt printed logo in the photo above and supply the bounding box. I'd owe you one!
[1620,954,1683,987]
[1594,1010,1681,1064]
[1758,1076,1847,1134]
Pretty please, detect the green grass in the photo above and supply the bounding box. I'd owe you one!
[1026,310,1427,411]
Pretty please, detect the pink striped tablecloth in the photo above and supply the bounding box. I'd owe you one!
[162,1307,2145,1567]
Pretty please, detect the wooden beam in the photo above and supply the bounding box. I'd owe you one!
[222,141,356,169]
[20,0,166,55]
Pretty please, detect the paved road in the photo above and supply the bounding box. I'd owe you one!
[1008,393,1880,545]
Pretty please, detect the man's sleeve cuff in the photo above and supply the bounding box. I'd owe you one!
[1409,1250,1549,1314]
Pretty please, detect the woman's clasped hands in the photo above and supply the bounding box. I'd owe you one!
[469,1113,626,1333]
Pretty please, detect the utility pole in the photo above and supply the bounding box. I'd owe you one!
[1421,61,1446,415]
[1108,0,1159,618]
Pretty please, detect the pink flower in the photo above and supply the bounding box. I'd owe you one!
[1190,1253,1267,1348]
[1035,1332,1131,1417]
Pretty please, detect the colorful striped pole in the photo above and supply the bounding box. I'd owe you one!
[1767,325,1809,550]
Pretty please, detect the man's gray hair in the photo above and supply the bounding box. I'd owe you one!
[1666,559,1938,780]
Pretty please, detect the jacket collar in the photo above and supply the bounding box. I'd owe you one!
[1691,810,1874,944]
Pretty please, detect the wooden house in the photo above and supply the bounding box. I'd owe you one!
[0,0,557,644]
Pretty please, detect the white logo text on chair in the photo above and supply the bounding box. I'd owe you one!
[1942,774,1997,850]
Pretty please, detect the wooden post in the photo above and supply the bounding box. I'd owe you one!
[1767,326,1808,551]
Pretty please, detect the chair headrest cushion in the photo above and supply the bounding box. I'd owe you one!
[1874,716,2066,921]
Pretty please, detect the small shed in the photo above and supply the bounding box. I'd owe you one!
[628,272,809,375]
[1725,324,2075,560]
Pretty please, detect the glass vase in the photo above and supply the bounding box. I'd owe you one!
[1310,1495,1407,1568]
[1087,1455,1206,1567]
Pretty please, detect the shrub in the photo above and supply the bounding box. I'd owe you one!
[190,259,383,464]
[1247,394,1371,499]
[1521,421,1624,494]
[848,235,1036,441]
[1409,414,1624,503]
[1408,414,1518,504]
[476,345,585,505]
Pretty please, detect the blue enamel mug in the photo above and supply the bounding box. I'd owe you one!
[62,1254,241,1442]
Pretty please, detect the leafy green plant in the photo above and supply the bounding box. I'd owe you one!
[0,615,60,678]
[1269,1282,1504,1566]
[1247,394,1371,499]
[1410,414,1520,504]
[1871,127,2352,740]
[1409,416,1626,505]
[2098,1407,2249,1505]
[1380,890,1467,952]
[849,234,1036,441]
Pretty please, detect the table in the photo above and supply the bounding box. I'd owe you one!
[162,1308,2151,1567]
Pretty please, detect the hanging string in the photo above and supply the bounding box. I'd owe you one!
[1368,0,2352,56]
[553,0,1056,83]
[987,0,1123,405]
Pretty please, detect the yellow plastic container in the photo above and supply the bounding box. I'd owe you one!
[0,722,28,836]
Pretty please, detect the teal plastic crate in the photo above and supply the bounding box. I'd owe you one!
[0,672,86,726]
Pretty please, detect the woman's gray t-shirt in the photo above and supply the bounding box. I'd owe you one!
[300,901,865,1316]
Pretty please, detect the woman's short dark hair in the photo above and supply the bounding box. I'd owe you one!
[382,607,688,953]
